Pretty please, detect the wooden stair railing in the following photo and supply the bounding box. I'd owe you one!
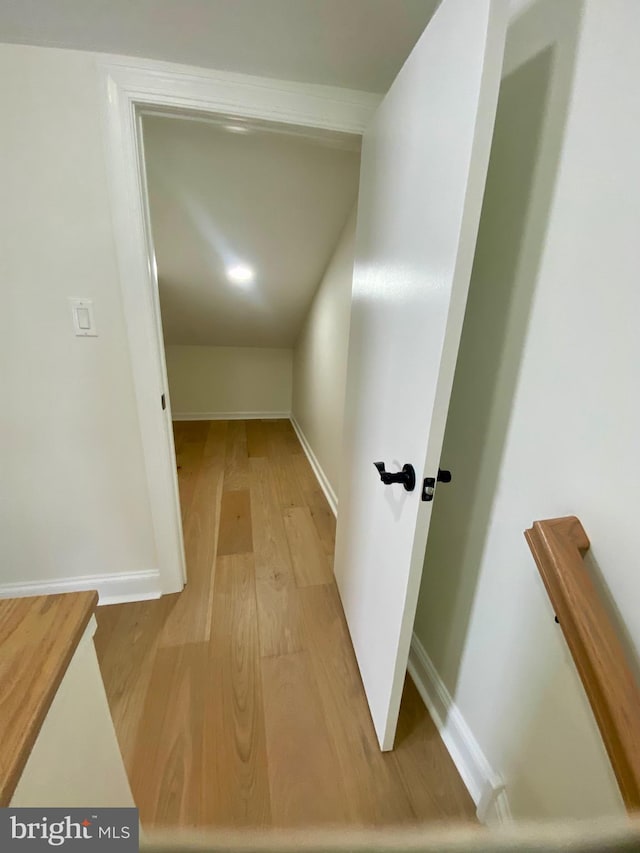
[525,516,640,812]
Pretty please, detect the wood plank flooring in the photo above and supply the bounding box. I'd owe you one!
[94,419,475,829]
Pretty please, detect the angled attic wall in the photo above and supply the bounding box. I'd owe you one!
[291,206,357,504]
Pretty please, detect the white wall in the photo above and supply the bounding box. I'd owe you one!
[414,0,639,820]
[0,44,158,596]
[165,345,292,417]
[292,207,357,504]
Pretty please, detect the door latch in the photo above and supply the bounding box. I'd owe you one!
[421,469,452,501]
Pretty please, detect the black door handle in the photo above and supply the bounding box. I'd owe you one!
[374,462,416,492]
[422,468,452,501]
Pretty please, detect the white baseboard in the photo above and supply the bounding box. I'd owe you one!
[289,415,338,516]
[172,411,291,421]
[0,570,162,607]
[408,632,511,826]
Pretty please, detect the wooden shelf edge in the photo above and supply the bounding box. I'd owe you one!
[525,517,640,813]
[0,590,98,806]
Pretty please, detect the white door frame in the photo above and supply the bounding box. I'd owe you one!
[99,55,379,594]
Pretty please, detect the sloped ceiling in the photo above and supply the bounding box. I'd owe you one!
[143,114,361,347]
[0,0,439,93]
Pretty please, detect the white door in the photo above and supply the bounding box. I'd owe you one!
[334,0,508,749]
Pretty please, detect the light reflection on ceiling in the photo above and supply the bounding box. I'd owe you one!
[143,112,361,348]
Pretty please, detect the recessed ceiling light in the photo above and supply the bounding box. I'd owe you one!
[227,263,255,285]
[224,123,251,134]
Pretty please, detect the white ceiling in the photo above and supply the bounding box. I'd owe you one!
[143,114,361,347]
[0,0,439,93]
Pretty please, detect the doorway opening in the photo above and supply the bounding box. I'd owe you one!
[99,60,379,598]
[139,107,361,577]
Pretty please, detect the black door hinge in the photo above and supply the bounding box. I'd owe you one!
[161,393,166,411]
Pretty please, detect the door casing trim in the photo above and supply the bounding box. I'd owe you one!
[99,54,379,592]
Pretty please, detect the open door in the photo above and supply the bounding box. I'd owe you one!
[334,0,508,750]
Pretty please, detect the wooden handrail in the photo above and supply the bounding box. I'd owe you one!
[525,516,640,812]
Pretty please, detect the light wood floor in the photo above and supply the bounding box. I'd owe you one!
[94,419,475,829]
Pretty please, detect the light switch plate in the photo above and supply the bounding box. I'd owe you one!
[68,298,98,337]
